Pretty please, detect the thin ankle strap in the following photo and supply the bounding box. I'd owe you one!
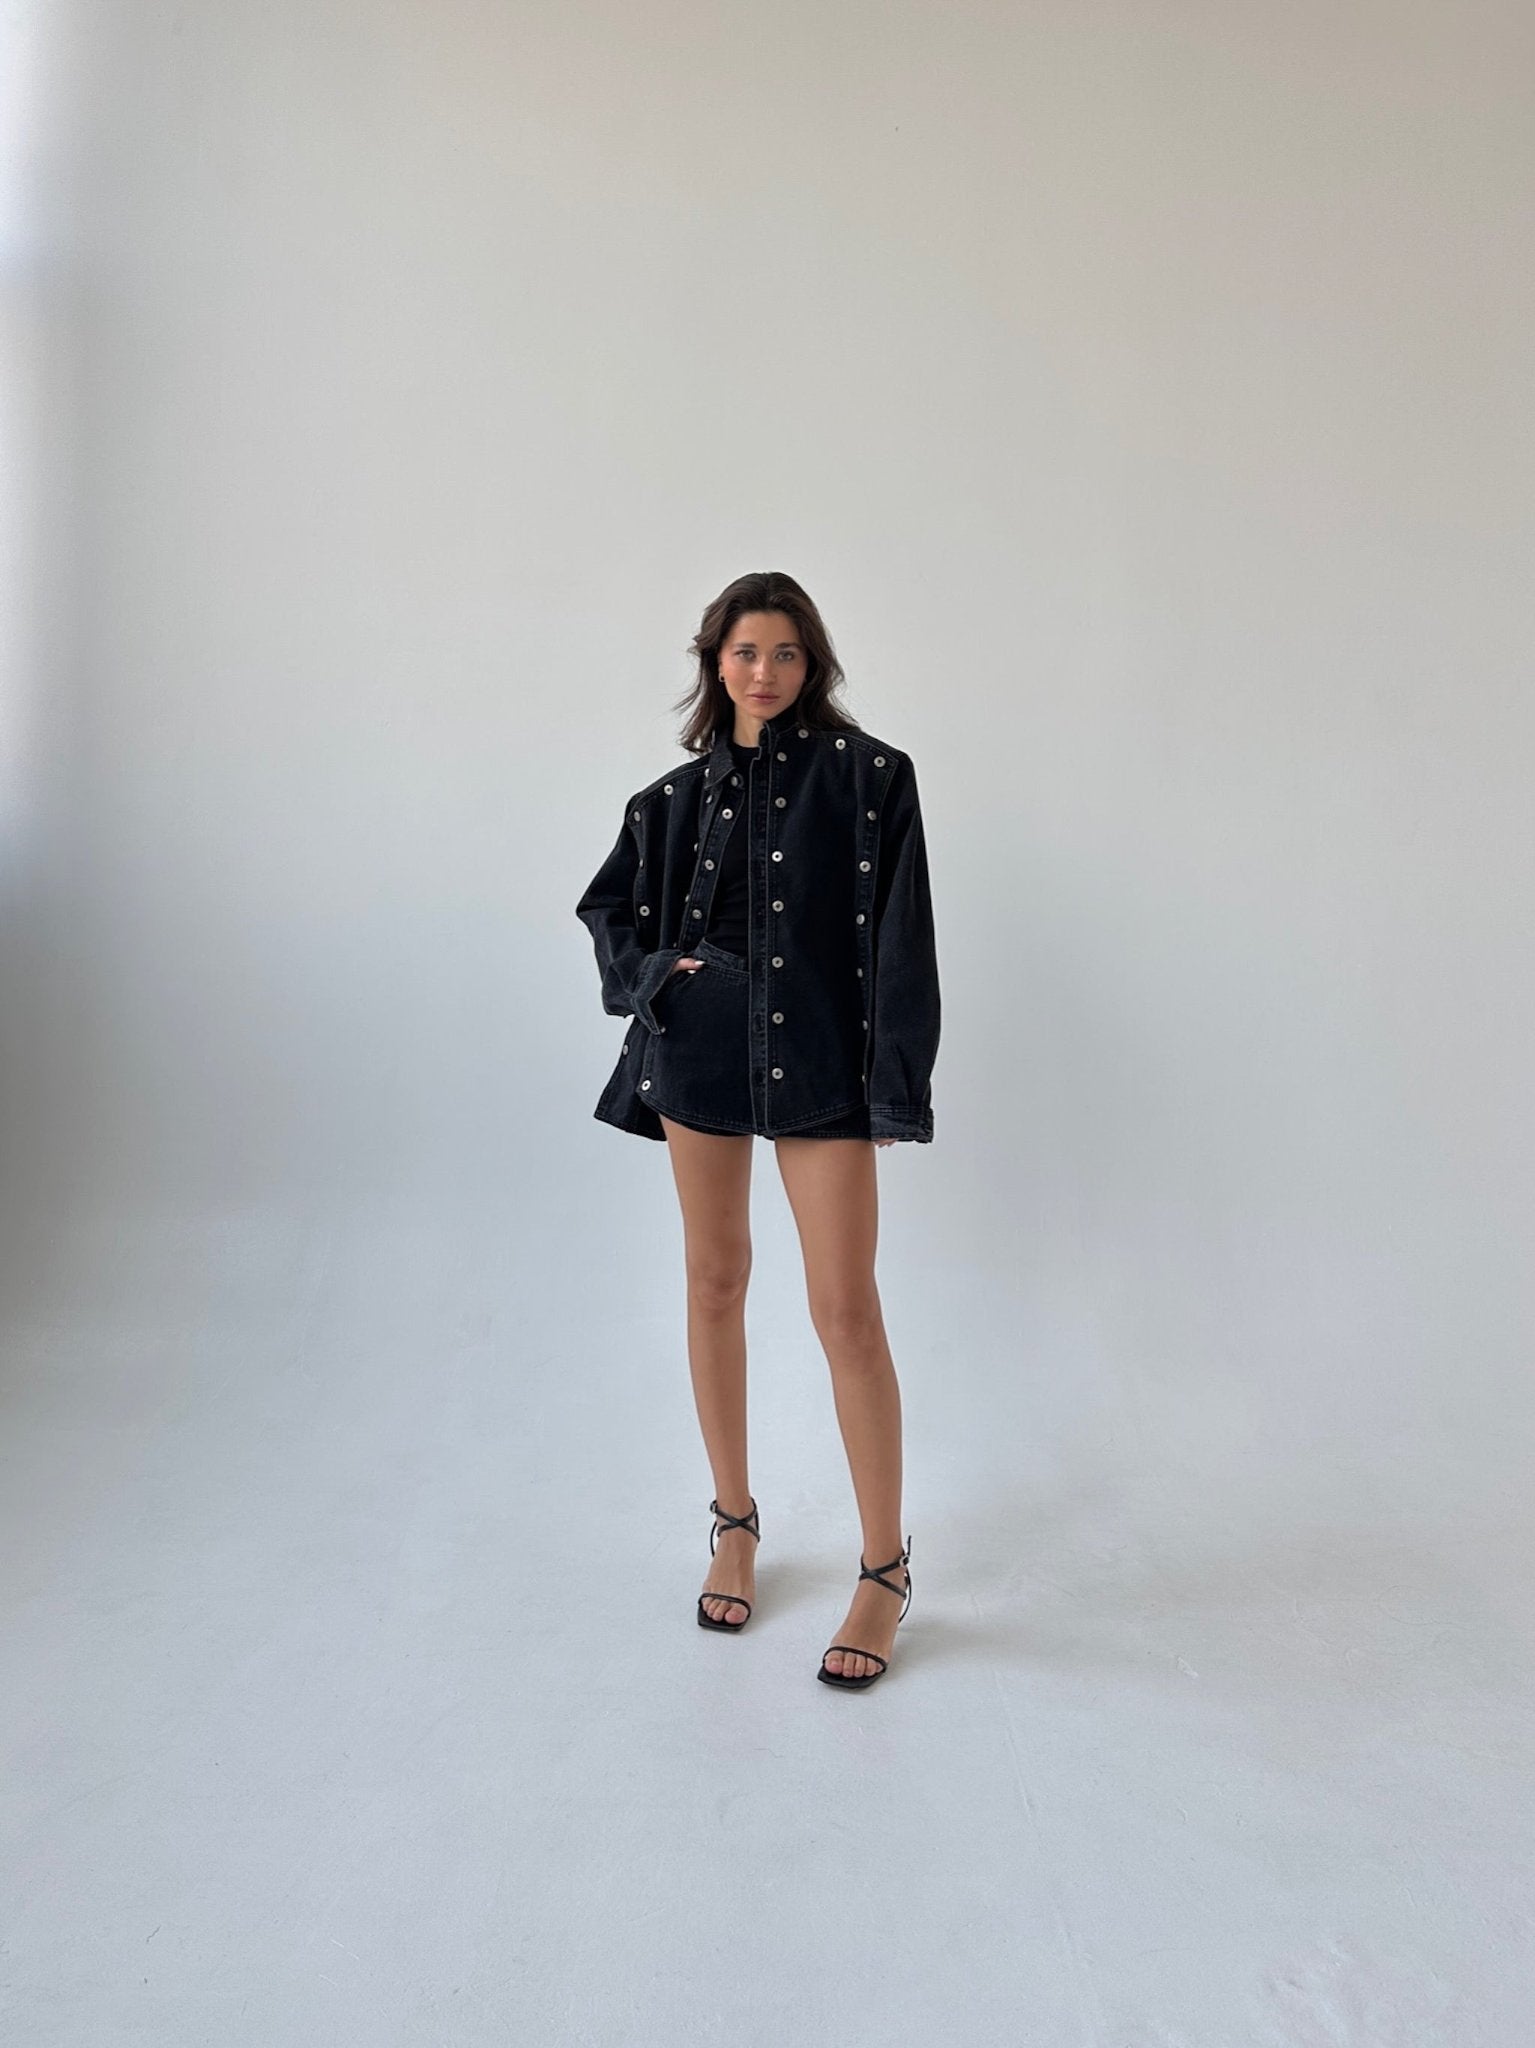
[858,1535,912,1622]
[710,1497,760,1553]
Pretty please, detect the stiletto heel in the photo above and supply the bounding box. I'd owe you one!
[696,1497,761,1631]
[816,1535,912,1689]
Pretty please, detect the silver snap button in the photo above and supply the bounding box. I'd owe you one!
[771,955,783,967]
[722,807,733,818]
[771,899,783,911]
[874,755,885,766]
[663,782,673,793]
[704,858,715,870]
[797,727,807,737]
[691,907,702,917]
[772,1010,784,1023]
[622,1044,628,1055]
[776,750,786,760]
[859,860,871,872]
[862,1017,868,1028]
[731,773,741,785]
[855,912,865,924]
[775,795,786,807]
[835,737,846,748]
[639,905,650,915]
[631,809,640,821]
[856,967,864,977]
[867,809,876,820]
[771,1066,783,1079]
[641,1078,651,1089]
[771,849,783,861]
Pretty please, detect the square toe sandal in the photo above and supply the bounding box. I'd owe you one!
[696,1496,761,1631]
[816,1535,912,1689]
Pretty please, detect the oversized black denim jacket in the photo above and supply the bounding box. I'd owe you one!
[575,705,940,1143]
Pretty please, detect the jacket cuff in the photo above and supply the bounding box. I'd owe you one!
[868,1102,934,1143]
[631,947,683,1034]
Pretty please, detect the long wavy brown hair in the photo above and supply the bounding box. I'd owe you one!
[673,572,864,755]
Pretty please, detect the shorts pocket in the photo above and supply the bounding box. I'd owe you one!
[638,955,753,1129]
[653,959,708,1025]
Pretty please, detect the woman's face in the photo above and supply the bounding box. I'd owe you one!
[718,611,807,723]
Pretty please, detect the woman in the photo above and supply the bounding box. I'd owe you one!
[574,571,940,1690]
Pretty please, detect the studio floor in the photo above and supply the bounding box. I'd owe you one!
[1,1189,1529,2047]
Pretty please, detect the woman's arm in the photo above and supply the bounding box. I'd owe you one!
[866,754,940,1142]
[575,804,683,1036]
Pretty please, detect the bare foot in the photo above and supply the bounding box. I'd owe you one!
[699,1506,758,1624]
[821,1559,909,1679]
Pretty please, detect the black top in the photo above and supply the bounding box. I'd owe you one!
[701,739,756,959]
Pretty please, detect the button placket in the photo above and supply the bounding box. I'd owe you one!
[853,774,882,1088]
[746,725,776,1124]
[685,765,739,937]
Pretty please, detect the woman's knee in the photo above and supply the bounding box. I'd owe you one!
[808,1289,885,1356]
[685,1244,752,1315]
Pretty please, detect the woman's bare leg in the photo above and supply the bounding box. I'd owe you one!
[659,1114,758,1624]
[774,1137,907,1680]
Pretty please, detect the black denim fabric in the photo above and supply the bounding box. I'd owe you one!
[575,706,940,1143]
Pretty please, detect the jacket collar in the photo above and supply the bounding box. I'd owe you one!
[702,727,734,792]
[702,703,802,791]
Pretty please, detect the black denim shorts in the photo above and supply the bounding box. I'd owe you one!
[641,936,873,1141]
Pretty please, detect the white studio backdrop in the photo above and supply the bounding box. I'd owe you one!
[7,4,1531,1309]
[0,0,1528,1476]
[0,5,1532,2036]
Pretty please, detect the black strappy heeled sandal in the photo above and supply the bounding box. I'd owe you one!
[816,1535,912,1689]
[696,1497,761,1631]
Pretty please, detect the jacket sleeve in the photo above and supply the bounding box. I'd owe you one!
[866,753,940,1142]
[575,801,683,1036]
